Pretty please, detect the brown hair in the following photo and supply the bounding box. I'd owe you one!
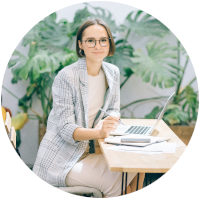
[76,19,115,57]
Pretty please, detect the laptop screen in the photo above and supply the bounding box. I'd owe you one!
[149,91,175,134]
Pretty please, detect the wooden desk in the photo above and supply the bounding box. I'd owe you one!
[98,119,186,194]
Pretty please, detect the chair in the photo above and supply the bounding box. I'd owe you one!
[58,186,102,197]
[4,112,16,148]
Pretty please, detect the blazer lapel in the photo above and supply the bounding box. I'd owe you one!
[101,62,115,110]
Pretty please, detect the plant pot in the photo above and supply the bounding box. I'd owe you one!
[169,125,195,145]
[39,121,46,145]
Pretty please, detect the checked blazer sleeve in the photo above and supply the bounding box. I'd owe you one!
[50,70,82,146]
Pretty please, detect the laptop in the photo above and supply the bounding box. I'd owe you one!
[109,92,175,136]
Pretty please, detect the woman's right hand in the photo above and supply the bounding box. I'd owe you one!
[96,116,120,139]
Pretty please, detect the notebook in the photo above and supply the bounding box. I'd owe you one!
[109,92,175,136]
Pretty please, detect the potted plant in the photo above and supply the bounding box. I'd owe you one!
[4,13,79,143]
[4,4,121,143]
[4,4,198,146]
[120,40,198,145]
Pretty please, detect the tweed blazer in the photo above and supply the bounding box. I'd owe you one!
[33,57,120,187]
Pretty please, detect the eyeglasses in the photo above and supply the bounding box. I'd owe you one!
[82,37,111,48]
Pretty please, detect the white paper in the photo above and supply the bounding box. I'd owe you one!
[104,134,167,147]
[106,142,178,155]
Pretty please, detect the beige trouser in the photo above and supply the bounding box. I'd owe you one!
[65,154,136,197]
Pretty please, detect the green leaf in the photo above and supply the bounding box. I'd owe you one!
[163,105,189,125]
[123,10,169,37]
[18,94,31,113]
[8,58,18,68]
[85,3,119,33]
[130,41,182,88]
[145,106,163,119]
[27,85,36,97]
[176,85,199,121]
[105,39,134,75]
[48,12,57,22]
[19,61,32,80]
[59,18,68,24]
[22,21,46,46]
[123,67,134,77]
[16,130,21,148]
[74,6,91,23]
[163,111,181,125]
[32,65,40,81]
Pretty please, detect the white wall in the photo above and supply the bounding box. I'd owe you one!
[1,1,198,166]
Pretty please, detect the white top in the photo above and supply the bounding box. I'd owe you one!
[88,67,107,128]
[77,67,107,162]
[78,68,108,162]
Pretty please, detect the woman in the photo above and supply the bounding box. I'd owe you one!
[33,19,136,197]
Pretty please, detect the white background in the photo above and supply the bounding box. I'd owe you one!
[0,0,200,200]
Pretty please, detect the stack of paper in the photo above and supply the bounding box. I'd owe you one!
[104,135,168,147]
[104,135,181,155]
[106,142,180,155]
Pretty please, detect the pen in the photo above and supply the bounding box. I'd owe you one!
[144,138,171,147]
[99,108,125,126]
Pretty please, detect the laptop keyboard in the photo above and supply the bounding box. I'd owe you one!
[124,126,151,135]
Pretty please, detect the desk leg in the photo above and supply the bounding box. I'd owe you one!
[136,173,139,190]
[137,173,145,190]
[130,173,145,192]
[121,172,128,195]
[125,172,128,194]
[121,172,124,195]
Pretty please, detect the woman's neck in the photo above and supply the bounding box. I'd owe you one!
[86,57,103,76]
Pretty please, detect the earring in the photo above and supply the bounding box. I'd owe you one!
[79,49,84,57]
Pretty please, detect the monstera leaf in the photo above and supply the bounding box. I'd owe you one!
[57,6,94,39]
[163,104,189,125]
[8,50,77,82]
[121,10,169,37]
[145,106,163,119]
[131,41,183,88]
[22,13,60,48]
[105,39,134,75]
[145,104,189,125]
[40,14,73,48]
[85,3,119,33]
[72,6,92,31]
[175,85,199,121]
[21,12,78,49]
[8,51,28,83]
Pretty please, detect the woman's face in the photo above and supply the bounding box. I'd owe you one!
[78,24,110,62]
